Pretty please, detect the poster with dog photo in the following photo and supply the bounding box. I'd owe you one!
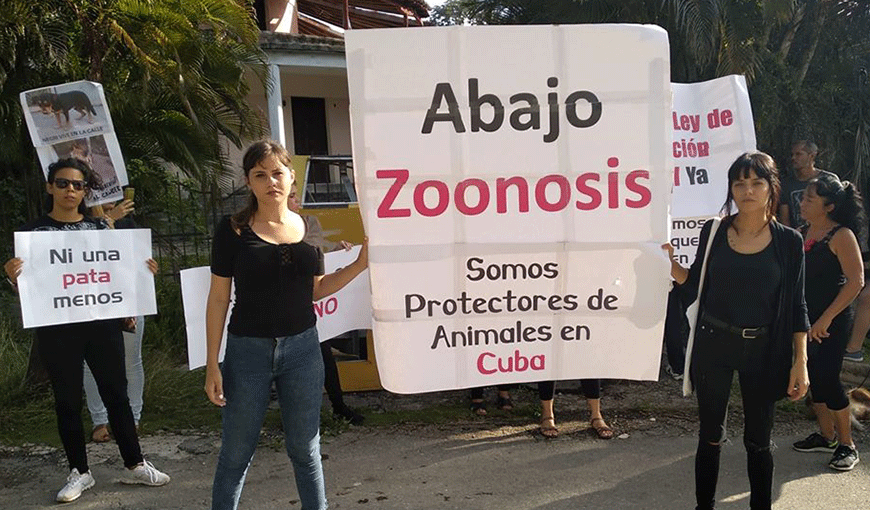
[22,80,128,206]
[20,81,113,146]
[35,133,127,206]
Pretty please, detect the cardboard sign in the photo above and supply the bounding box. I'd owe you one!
[14,229,156,328]
[183,246,372,370]
[670,75,757,264]
[346,25,673,393]
[20,81,127,206]
[670,75,756,218]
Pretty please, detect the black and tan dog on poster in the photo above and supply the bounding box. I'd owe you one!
[37,90,98,129]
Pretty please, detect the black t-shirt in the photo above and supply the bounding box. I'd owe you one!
[211,216,325,338]
[704,239,781,327]
[19,215,110,232]
[779,170,837,228]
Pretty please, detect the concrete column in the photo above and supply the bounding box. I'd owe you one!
[267,63,286,145]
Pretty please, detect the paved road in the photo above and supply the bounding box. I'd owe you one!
[2,424,867,509]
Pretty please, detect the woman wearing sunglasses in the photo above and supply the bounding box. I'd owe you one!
[205,141,368,510]
[3,158,169,503]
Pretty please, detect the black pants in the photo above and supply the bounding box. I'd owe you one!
[538,379,600,401]
[320,339,345,410]
[692,322,776,510]
[37,320,143,473]
[807,311,851,410]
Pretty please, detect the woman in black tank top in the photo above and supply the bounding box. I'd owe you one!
[792,173,864,471]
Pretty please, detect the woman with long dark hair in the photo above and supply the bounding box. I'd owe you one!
[3,158,169,503]
[663,152,809,510]
[791,173,864,470]
[205,141,368,510]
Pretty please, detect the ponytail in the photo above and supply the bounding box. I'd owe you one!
[809,174,865,235]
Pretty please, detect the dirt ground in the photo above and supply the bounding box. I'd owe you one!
[2,361,868,509]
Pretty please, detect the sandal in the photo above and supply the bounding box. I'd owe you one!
[540,416,559,439]
[471,400,487,416]
[92,424,110,443]
[496,395,513,411]
[591,417,613,440]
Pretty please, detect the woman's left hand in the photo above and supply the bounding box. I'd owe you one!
[787,361,809,401]
[809,316,832,343]
[340,240,353,251]
[355,237,368,268]
[146,258,158,275]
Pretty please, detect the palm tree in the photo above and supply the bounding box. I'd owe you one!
[0,0,269,383]
[0,0,267,193]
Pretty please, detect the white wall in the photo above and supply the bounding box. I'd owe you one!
[278,68,351,156]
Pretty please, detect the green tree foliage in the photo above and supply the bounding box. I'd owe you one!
[0,0,267,227]
[0,1,269,372]
[434,0,870,187]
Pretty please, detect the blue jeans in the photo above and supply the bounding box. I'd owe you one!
[84,316,145,425]
[212,327,326,510]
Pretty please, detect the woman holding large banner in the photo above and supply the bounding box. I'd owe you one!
[664,152,809,510]
[3,158,169,503]
[791,173,863,471]
[204,141,367,510]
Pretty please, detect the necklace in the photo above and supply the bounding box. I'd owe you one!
[727,223,768,249]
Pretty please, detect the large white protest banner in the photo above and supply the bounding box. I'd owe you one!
[20,81,127,206]
[346,25,673,393]
[14,230,156,328]
[182,246,372,370]
[670,75,757,265]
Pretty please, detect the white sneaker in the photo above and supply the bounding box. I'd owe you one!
[120,460,170,486]
[56,468,95,502]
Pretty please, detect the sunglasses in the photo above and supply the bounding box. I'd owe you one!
[53,178,88,191]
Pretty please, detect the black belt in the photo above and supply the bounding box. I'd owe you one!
[700,314,768,339]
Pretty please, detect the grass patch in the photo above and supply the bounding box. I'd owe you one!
[0,309,59,446]
[137,347,223,435]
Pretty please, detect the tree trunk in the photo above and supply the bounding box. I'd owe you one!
[795,7,827,88]
[777,4,806,64]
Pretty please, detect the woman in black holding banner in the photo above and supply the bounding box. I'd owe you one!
[663,152,809,510]
[3,158,169,503]
[204,141,367,510]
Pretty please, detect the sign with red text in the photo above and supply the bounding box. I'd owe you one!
[182,246,372,370]
[347,25,673,393]
[14,230,156,328]
[671,75,756,218]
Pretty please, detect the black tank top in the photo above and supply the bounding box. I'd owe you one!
[802,225,850,322]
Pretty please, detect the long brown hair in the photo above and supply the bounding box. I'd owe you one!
[230,140,294,230]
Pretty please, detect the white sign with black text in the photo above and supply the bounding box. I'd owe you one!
[14,229,156,328]
[347,25,673,393]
